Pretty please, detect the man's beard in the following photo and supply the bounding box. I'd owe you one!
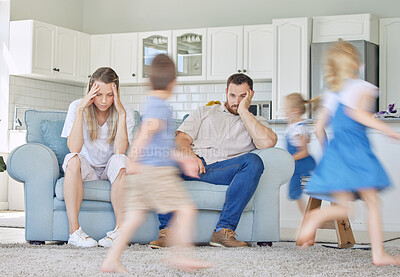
[225,102,239,115]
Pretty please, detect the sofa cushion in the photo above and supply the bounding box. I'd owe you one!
[55,178,112,202]
[25,110,68,144]
[54,178,254,211]
[40,120,70,173]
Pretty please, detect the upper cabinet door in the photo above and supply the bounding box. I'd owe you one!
[111,33,138,84]
[312,14,379,44]
[172,28,207,82]
[32,21,56,76]
[243,24,273,80]
[138,30,172,83]
[272,18,311,119]
[207,26,243,81]
[90,34,111,74]
[379,18,400,110]
[54,27,78,81]
[77,32,91,83]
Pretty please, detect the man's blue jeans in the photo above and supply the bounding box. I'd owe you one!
[158,153,264,231]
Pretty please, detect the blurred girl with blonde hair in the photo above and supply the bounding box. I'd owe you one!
[297,41,400,266]
[284,93,318,213]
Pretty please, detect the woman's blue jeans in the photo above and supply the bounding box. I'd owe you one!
[158,152,264,231]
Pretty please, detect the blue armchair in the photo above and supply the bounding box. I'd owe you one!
[7,110,294,244]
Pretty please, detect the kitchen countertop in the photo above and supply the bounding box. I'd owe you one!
[267,117,400,124]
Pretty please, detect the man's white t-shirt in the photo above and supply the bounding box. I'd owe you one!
[177,103,269,165]
[61,99,135,168]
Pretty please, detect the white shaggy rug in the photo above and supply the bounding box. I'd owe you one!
[0,242,400,276]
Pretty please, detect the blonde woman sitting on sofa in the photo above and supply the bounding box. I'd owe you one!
[61,67,135,247]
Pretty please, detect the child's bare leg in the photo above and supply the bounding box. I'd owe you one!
[297,192,352,248]
[359,189,400,266]
[167,205,212,270]
[101,210,147,273]
[296,198,306,214]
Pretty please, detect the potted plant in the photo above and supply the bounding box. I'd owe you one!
[0,156,6,172]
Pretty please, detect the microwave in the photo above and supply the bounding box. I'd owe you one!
[249,101,271,120]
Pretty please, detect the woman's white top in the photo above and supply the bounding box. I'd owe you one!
[61,99,135,168]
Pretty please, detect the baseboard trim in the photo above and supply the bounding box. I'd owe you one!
[0,201,9,210]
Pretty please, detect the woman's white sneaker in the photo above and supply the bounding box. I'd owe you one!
[68,227,98,247]
[98,227,119,248]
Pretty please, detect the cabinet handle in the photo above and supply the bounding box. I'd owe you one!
[132,73,136,77]
[243,69,247,73]
[238,70,241,73]
[88,75,91,78]
[53,68,57,71]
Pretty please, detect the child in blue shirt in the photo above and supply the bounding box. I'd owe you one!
[101,54,211,272]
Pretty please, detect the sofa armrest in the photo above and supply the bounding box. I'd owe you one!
[250,147,294,241]
[7,143,60,241]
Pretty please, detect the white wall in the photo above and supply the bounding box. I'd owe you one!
[10,0,84,32]
[0,0,10,210]
[0,0,10,152]
[83,0,400,34]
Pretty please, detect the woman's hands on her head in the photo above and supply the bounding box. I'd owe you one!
[112,83,126,116]
[78,83,100,111]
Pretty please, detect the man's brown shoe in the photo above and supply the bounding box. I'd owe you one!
[149,228,171,249]
[210,228,248,247]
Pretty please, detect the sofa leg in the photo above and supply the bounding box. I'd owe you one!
[257,242,272,247]
[28,241,45,245]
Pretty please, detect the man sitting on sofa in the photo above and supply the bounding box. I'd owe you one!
[150,73,278,248]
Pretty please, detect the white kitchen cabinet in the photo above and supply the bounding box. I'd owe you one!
[207,26,243,81]
[312,13,379,44]
[272,18,311,119]
[54,26,78,81]
[30,21,55,76]
[9,20,80,83]
[243,24,273,79]
[379,18,400,110]
[138,31,172,83]
[173,28,207,82]
[77,32,91,83]
[111,33,138,84]
[90,34,111,74]
[207,25,272,81]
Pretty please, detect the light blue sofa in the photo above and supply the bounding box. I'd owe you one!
[7,110,294,244]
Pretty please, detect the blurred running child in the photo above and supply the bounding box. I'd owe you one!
[101,54,211,273]
[297,41,400,266]
[284,93,318,213]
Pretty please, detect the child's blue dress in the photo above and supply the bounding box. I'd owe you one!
[306,79,391,199]
[286,121,316,200]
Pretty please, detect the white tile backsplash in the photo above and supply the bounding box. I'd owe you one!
[8,76,85,130]
[9,76,272,129]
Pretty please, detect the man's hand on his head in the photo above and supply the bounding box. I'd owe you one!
[238,90,253,115]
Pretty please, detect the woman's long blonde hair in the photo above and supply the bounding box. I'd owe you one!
[324,40,360,92]
[286,93,320,115]
[86,67,120,144]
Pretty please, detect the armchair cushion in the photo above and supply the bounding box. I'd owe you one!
[40,120,70,173]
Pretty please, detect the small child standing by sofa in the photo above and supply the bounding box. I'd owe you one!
[101,54,211,273]
[284,93,318,213]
